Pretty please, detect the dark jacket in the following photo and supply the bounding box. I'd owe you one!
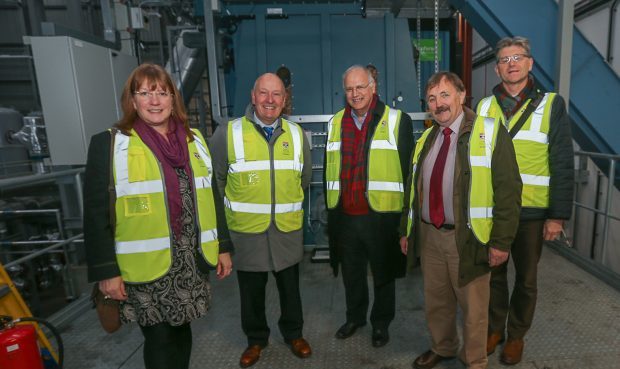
[400,107,522,287]
[83,130,232,283]
[325,99,414,280]
[479,83,574,220]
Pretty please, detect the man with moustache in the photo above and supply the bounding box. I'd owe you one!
[324,65,413,347]
[476,36,574,365]
[210,73,312,368]
[400,72,521,369]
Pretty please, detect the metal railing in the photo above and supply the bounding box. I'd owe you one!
[572,150,620,266]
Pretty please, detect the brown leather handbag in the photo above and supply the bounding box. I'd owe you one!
[91,284,121,333]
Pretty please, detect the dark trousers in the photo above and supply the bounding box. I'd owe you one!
[140,322,192,369]
[489,219,545,339]
[237,263,304,347]
[339,213,396,329]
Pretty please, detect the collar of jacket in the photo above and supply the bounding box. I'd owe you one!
[244,103,285,135]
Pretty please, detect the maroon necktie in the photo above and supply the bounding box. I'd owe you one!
[429,128,452,228]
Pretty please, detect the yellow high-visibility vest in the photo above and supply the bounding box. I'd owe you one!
[325,106,404,212]
[477,93,555,208]
[224,117,304,233]
[406,116,500,244]
[113,129,219,283]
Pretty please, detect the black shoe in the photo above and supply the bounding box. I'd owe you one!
[371,327,389,347]
[335,321,366,339]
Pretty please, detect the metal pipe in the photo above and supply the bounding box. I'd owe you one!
[575,151,620,160]
[4,234,83,268]
[601,159,615,265]
[0,168,84,190]
[573,202,620,222]
[0,240,83,246]
[0,209,61,215]
[74,172,84,218]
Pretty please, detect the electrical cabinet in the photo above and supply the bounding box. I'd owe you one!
[30,36,136,165]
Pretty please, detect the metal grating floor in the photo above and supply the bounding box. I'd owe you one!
[59,246,620,369]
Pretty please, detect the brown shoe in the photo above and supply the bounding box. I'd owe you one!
[412,350,454,369]
[239,345,264,368]
[487,332,505,355]
[289,337,312,358]
[500,338,524,365]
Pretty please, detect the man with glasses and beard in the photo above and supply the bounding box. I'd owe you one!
[476,36,574,365]
[324,65,413,348]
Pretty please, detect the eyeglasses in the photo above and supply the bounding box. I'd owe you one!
[344,82,372,95]
[134,91,173,99]
[497,54,530,64]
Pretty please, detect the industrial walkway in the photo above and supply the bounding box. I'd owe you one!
[58,245,620,369]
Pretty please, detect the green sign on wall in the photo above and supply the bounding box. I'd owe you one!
[413,39,442,62]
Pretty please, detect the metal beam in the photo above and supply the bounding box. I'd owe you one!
[555,0,575,102]
[203,0,224,124]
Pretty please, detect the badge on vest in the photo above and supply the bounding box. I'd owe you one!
[242,172,260,186]
[282,141,290,155]
[193,152,205,166]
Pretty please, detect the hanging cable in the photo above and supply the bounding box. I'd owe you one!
[416,0,422,108]
[434,0,439,73]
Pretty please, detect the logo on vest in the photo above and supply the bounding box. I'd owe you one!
[193,152,201,159]
[282,141,290,155]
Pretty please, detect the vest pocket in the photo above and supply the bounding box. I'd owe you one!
[123,195,152,217]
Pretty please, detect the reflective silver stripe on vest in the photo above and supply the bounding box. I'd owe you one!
[113,133,165,197]
[368,181,403,192]
[370,109,399,150]
[327,181,340,190]
[231,118,245,162]
[201,228,218,243]
[470,156,491,168]
[479,97,492,116]
[483,117,495,164]
[326,142,341,152]
[470,207,494,219]
[116,236,169,254]
[229,159,301,173]
[513,93,550,144]
[287,121,303,172]
[224,197,303,214]
[521,173,550,186]
[192,132,214,191]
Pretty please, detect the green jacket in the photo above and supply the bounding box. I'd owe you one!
[400,107,522,287]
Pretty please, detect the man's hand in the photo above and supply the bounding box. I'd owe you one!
[399,236,408,255]
[488,247,509,267]
[543,219,564,241]
[216,252,233,280]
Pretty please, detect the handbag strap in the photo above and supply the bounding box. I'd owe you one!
[508,92,544,138]
[109,128,117,235]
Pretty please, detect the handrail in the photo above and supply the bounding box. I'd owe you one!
[0,168,84,191]
[4,233,83,269]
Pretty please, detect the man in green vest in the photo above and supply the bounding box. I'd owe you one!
[210,73,312,368]
[476,36,574,365]
[400,72,522,369]
[324,65,414,348]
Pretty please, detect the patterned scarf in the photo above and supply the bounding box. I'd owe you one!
[340,94,378,215]
[492,75,537,121]
[133,117,191,239]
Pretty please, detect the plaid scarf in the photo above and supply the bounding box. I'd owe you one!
[340,94,378,215]
[492,75,538,121]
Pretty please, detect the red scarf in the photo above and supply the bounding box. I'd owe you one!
[133,118,191,239]
[340,94,378,215]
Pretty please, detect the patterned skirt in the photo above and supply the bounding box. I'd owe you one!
[120,168,211,327]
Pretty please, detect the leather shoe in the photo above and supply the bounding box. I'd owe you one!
[289,337,312,358]
[487,332,505,355]
[335,321,366,339]
[500,338,524,365]
[412,350,453,369]
[239,345,264,368]
[371,327,389,347]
